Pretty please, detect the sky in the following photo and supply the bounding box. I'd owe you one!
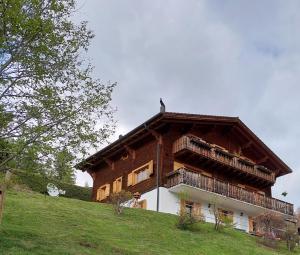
[74,0,300,209]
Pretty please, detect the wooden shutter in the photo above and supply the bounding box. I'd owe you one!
[105,184,110,197]
[249,216,254,232]
[127,173,133,186]
[147,160,154,175]
[117,177,122,192]
[180,199,185,213]
[96,188,101,201]
[192,203,201,220]
[139,199,147,209]
[113,181,117,193]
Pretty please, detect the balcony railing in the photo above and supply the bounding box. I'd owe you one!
[166,168,294,215]
[173,135,276,183]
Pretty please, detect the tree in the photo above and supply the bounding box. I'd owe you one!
[0,0,115,223]
[0,0,115,171]
[284,223,299,252]
[52,148,75,184]
[209,196,235,231]
[253,211,285,248]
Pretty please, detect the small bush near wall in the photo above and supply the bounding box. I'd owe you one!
[176,209,198,230]
[11,171,92,201]
[109,190,133,215]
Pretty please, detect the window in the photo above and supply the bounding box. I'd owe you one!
[180,200,202,219]
[127,160,153,186]
[136,169,149,183]
[113,177,122,193]
[96,184,110,201]
[185,202,193,216]
[218,209,233,222]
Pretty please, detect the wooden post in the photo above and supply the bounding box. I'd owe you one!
[0,170,12,225]
[0,185,4,224]
[0,183,6,225]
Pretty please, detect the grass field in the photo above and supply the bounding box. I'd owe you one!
[0,191,299,255]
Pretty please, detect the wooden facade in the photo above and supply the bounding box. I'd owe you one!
[78,112,293,215]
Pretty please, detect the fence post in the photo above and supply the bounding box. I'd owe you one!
[0,185,4,224]
[0,170,12,225]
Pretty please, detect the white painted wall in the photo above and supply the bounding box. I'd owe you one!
[139,187,250,232]
[140,187,180,214]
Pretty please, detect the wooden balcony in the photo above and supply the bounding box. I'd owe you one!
[173,135,276,183]
[166,168,294,216]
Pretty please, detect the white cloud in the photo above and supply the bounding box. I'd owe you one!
[75,0,300,209]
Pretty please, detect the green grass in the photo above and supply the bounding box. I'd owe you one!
[0,191,299,255]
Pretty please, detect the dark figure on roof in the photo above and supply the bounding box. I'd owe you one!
[160,98,165,113]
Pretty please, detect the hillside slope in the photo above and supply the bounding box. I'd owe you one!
[0,191,299,255]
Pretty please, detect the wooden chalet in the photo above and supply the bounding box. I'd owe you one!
[78,111,294,232]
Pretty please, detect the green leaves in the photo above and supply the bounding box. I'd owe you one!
[0,0,116,173]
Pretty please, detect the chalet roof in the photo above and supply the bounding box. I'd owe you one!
[77,112,292,177]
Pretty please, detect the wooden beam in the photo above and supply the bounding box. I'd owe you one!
[147,129,162,144]
[221,125,236,135]
[180,123,197,135]
[103,157,115,170]
[241,141,252,150]
[124,145,136,160]
[257,156,268,165]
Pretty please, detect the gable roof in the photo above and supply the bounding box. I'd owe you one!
[77,112,292,177]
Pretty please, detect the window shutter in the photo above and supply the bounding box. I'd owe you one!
[127,173,133,186]
[147,160,154,175]
[96,188,101,201]
[248,216,254,232]
[192,203,201,220]
[180,199,185,213]
[141,200,147,209]
[113,181,117,193]
[117,178,122,192]
[105,184,110,197]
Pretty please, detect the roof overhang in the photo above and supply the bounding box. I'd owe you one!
[76,112,292,177]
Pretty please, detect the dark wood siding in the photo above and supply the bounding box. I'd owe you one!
[90,122,273,200]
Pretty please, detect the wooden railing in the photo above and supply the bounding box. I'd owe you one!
[173,135,276,183]
[166,168,294,215]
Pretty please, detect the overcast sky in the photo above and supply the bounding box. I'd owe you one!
[75,0,300,209]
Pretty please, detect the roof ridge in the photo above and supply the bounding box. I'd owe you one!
[163,111,239,119]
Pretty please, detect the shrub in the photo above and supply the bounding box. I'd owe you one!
[11,171,92,201]
[254,211,285,249]
[176,208,197,230]
[176,192,204,231]
[109,190,132,215]
[208,198,236,232]
[285,224,299,252]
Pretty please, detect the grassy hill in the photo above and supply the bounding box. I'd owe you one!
[0,191,299,255]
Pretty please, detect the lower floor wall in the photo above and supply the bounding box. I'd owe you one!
[137,187,250,232]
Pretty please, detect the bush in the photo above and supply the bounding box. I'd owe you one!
[176,209,198,230]
[11,171,92,201]
[254,211,285,249]
[109,190,132,215]
[285,224,299,252]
